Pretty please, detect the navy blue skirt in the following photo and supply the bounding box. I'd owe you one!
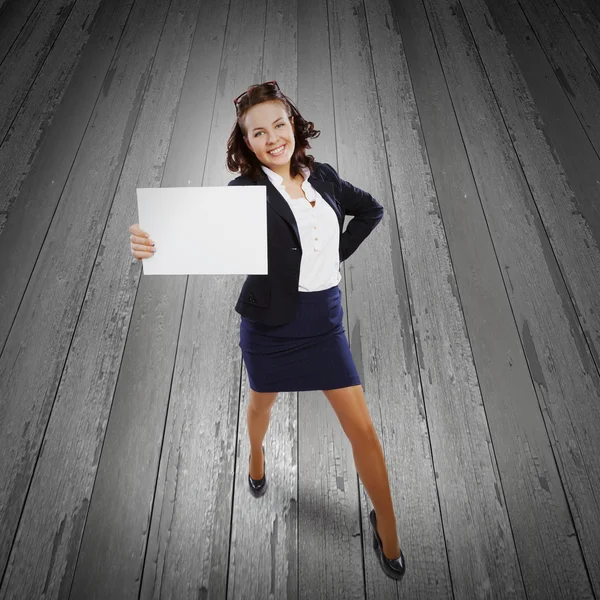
[239,285,362,392]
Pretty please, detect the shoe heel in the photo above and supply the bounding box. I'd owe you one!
[369,509,406,581]
[248,444,267,497]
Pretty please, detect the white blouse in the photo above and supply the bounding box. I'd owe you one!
[261,164,342,292]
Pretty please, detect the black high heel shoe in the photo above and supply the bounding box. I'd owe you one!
[369,509,406,580]
[248,444,267,497]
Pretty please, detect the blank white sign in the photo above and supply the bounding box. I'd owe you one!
[136,186,267,275]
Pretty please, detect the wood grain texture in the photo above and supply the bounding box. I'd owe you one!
[463,2,600,594]
[423,0,600,595]
[139,0,267,596]
[0,0,135,350]
[0,0,172,593]
[502,2,600,365]
[586,0,600,21]
[0,0,76,160]
[0,0,40,64]
[395,0,597,597]
[68,0,206,596]
[0,0,106,232]
[297,1,367,599]
[554,0,600,83]
[517,0,600,155]
[222,2,302,600]
[483,0,600,365]
[0,0,599,597]
[331,0,524,596]
[482,0,600,245]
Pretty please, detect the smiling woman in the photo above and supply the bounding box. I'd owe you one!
[223,81,403,580]
[226,81,321,183]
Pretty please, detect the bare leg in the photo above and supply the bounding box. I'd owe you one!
[323,385,401,559]
[351,431,401,559]
[247,389,278,479]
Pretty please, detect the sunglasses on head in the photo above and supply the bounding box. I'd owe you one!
[233,80,280,107]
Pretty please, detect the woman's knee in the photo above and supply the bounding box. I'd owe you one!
[249,388,278,413]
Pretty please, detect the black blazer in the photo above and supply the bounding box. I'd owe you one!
[228,161,384,326]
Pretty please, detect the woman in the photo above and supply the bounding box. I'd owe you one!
[129,80,405,580]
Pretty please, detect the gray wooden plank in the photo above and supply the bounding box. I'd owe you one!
[0,0,172,590]
[71,0,231,597]
[423,0,600,594]
[584,0,600,21]
[296,1,367,599]
[139,0,300,594]
[0,0,76,148]
[338,0,455,596]
[68,285,185,598]
[0,0,596,598]
[0,0,135,349]
[484,0,600,367]
[463,0,600,593]
[0,0,40,64]
[484,0,600,244]
[397,0,597,597]
[516,0,600,155]
[221,7,301,600]
[553,0,600,85]
[0,0,106,233]
[327,0,525,597]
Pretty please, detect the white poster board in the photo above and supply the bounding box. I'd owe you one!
[136,186,267,275]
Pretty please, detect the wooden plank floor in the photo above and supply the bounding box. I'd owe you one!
[0,0,599,597]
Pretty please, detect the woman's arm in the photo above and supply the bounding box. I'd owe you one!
[319,162,384,262]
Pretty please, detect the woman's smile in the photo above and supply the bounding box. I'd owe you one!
[268,144,286,156]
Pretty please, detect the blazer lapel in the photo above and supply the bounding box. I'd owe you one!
[255,169,342,246]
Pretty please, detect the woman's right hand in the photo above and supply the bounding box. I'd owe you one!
[129,223,156,260]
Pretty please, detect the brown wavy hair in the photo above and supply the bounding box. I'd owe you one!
[226,82,321,181]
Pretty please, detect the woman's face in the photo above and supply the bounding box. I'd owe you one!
[243,100,295,172]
